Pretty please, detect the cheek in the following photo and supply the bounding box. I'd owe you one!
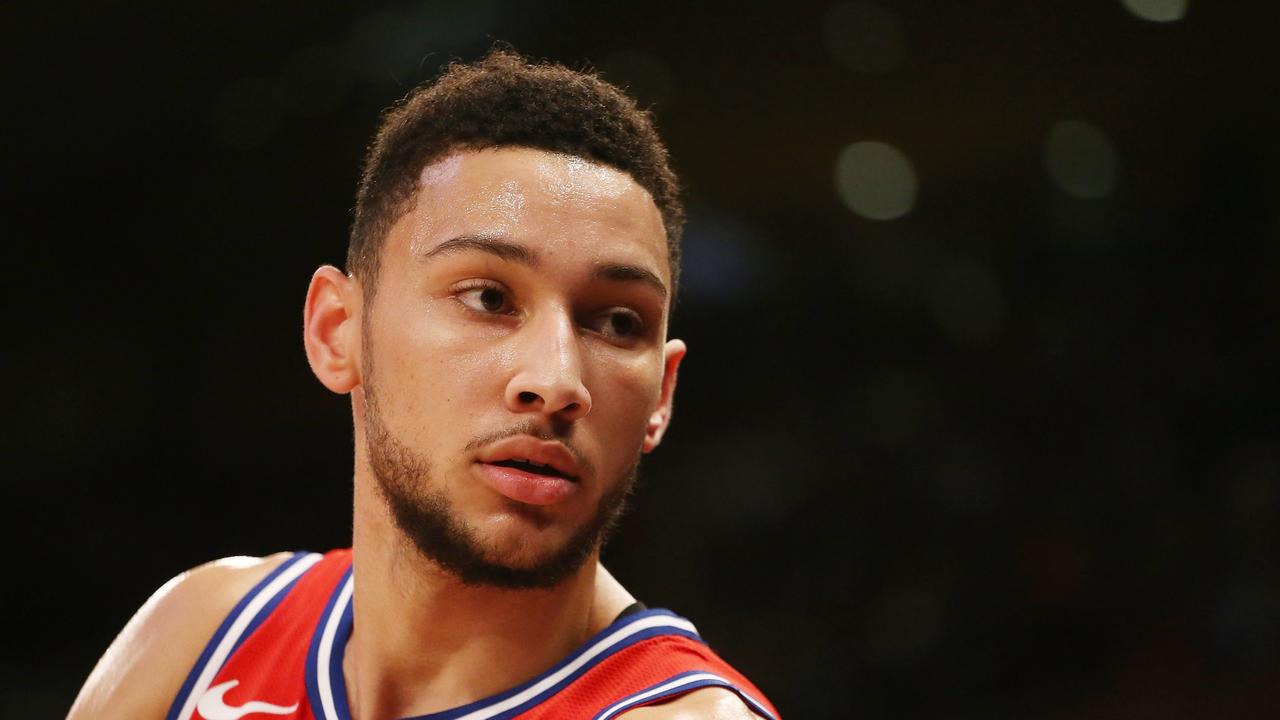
[585,351,663,440]
[372,308,509,425]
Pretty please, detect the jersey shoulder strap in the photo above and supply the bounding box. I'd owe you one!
[165,549,350,720]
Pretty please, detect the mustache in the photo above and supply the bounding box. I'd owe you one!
[463,421,594,476]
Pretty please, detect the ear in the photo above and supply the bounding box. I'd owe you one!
[642,338,687,453]
[303,265,362,394]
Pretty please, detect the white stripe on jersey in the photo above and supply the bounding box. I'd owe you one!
[594,671,777,720]
[174,553,322,720]
[315,573,353,720]
[311,588,702,720]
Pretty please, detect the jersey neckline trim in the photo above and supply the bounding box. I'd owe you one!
[590,670,778,720]
[305,563,704,720]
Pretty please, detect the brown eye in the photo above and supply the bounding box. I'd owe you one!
[457,285,512,314]
[610,314,637,336]
[600,310,644,340]
[479,288,505,312]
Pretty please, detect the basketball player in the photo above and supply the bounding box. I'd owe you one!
[69,51,779,720]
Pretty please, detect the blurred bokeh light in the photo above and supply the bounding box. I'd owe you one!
[1120,0,1190,22]
[835,140,918,219]
[1044,120,1120,199]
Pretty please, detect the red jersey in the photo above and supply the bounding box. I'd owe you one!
[165,550,779,720]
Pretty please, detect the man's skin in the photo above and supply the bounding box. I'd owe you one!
[69,148,759,719]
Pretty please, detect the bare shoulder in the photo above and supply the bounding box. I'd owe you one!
[621,687,767,720]
[67,552,293,720]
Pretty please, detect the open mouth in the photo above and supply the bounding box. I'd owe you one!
[490,458,575,481]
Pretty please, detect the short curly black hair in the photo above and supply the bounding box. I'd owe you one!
[348,49,684,295]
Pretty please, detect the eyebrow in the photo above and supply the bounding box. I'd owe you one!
[420,235,537,265]
[421,233,668,299]
[595,263,668,300]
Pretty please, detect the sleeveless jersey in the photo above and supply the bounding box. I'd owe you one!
[166,550,780,720]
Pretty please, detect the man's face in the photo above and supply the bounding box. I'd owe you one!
[357,147,682,588]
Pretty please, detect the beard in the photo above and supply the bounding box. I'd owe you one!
[362,380,638,590]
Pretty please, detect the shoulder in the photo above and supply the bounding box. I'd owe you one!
[620,688,768,720]
[67,552,294,720]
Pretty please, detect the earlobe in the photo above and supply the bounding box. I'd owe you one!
[302,265,362,394]
[643,339,687,453]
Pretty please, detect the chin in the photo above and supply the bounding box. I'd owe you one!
[477,511,591,564]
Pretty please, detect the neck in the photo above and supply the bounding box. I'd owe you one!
[344,470,634,720]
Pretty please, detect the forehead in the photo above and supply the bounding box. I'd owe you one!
[397,147,669,275]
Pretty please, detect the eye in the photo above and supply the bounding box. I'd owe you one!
[596,309,646,341]
[456,284,512,314]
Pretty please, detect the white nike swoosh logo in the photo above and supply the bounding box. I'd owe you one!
[197,679,299,720]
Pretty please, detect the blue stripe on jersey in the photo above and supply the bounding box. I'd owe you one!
[164,551,315,720]
[305,572,710,720]
[327,580,355,720]
[591,670,778,720]
[400,609,704,720]
[304,566,354,720]
[230,559,309,658]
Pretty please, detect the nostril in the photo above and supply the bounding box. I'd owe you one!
[518,391,539,405]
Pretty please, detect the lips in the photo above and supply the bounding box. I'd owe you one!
[477,436,580,479]
[476,436,581,506]
[489,457,572,479]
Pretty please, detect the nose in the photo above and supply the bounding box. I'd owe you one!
[504,307,592,422]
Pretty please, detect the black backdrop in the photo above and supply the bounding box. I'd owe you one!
[6,1,1280,718]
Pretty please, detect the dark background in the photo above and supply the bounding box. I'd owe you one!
[5,1,1279,718]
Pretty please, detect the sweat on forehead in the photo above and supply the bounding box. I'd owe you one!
[417,150,654,203]
[400,148,669,271]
